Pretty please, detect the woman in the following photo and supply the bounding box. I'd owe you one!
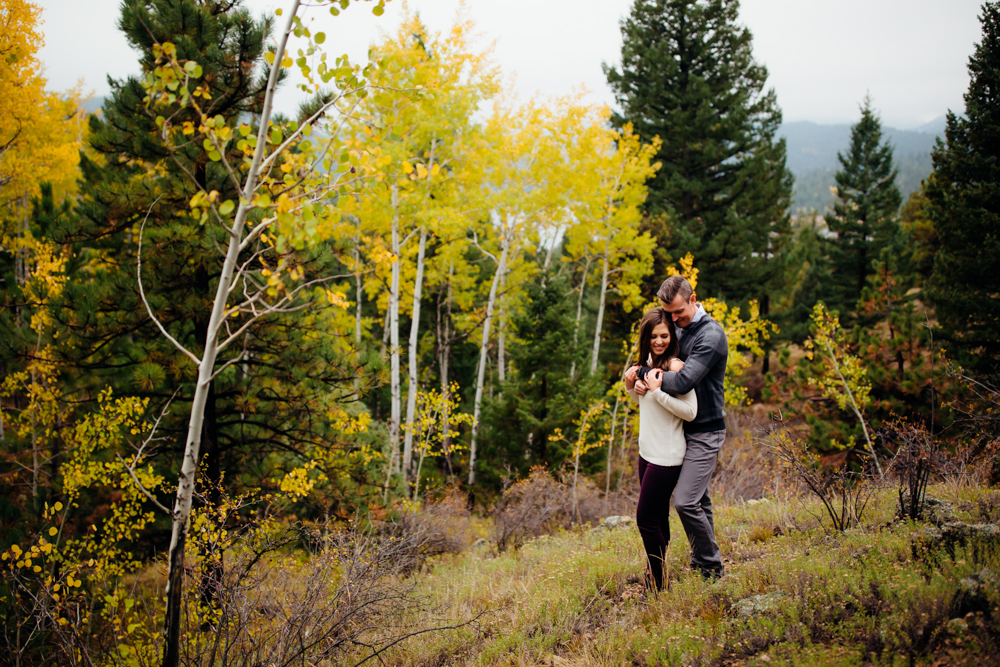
[624,307,697,592]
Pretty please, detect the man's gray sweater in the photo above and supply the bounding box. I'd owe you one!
[657,312,728,433]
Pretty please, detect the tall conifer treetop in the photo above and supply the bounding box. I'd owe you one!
[926,1,1000,367]
[604,0,792,302]
[823,95,902,316]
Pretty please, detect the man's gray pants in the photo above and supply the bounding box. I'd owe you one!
[674,429,725,574]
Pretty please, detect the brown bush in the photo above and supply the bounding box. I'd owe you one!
[3,517,474,667]
[490,467,629,552]
[712,411,796,502]
[385,488,478,571]
[884,420,944,520]
[491,467,568,553]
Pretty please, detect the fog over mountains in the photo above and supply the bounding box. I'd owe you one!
[781,117,945,213]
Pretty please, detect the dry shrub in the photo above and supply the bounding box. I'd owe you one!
[173,521,478,667]
[711,411,794,501]
[491,467,627,552]
[762,414,881,531]
[386,488,478,570]
[884,420,944,520]
[573,474,631,525]
[492,467,568,553]
[4,516,473,667]
[178,525,431,666]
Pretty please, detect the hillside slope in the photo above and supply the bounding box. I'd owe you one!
[376,484,1000,666]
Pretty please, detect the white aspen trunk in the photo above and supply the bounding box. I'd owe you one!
[569,258,590,378]
[615,402,633,492]
[540,223,565,288]
[162,7,301,664]
[823,339,883,476]
[439,264,453,465]
[605,348,633,495]
[590,253,609,376]
[389,185,402,477]
[497,269,506,387]
[467,235,508,486]
[606,393,621,496]
[402,226,427,479]
[379,305,390,358]
[354,225,363,348]
[354,224,363,392]
[572,406,596,522]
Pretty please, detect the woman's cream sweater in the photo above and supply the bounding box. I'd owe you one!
[626,379,698,467]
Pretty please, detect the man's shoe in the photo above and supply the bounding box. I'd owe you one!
[697,566,725,581]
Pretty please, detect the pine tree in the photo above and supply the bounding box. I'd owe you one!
[823,96,902,316]
[771,217,833,344]
[53,0,377,502]
[604,0,792,303]
[926,2,1000,368]
[477,275,598,489]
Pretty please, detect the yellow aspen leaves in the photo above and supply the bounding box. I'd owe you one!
[0,0,82,210]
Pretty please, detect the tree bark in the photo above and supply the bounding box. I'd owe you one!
[402,225,427,480]
[590,253,609,376]
[497,268,506,389]
[162,6,299,662]
[388,185,402,483]
[354,217,363,349]
[570,257,590,378]
[468,234,508,486]
[437,264,453,464]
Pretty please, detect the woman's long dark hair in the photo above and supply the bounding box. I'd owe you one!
[637,307,679,370]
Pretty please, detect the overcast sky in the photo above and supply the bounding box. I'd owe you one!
[37,0,985,129]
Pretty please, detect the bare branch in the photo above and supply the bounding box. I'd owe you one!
[214,273,350,354]
[137,197,202,366]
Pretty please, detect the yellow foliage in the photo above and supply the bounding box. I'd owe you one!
[804,302,871,413]
[0,0,83,215]
[564,119,662,313]
[666,252,700,291]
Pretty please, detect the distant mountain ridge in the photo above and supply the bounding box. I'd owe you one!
[82,96,107,114]
[781,117,945,212]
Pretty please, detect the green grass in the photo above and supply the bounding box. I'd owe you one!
[363,484,1000,666]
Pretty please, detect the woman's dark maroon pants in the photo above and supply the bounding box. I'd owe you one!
[637,455,682,590]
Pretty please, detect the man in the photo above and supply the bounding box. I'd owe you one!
[634,274,727,579]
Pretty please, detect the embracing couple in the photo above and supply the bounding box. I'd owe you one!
[624,275,728,591]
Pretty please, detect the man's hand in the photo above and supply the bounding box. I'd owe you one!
[646,368,663,392]
[634,379,648,396]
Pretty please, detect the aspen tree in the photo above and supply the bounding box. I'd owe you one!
[344,12,499,485]
[466,99,570,485]
[139,1,397,663]
[563,119,660,376]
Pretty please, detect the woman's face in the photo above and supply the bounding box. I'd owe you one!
[650,322,671,357]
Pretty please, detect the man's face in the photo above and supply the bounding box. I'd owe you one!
[660,293,698,328]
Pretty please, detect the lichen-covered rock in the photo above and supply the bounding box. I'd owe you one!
[896,493,957,525]
[955,567,998,615]
[946,617,969,635]
[603,515,634,529]
[911,521,1000,560]
[731,591,789,618]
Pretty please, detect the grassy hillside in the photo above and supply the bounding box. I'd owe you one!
[373,484,1000,666]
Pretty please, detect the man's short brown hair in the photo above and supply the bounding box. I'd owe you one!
[657,275,693,304]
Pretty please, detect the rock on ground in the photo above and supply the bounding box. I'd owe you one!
[731,591,789,618]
